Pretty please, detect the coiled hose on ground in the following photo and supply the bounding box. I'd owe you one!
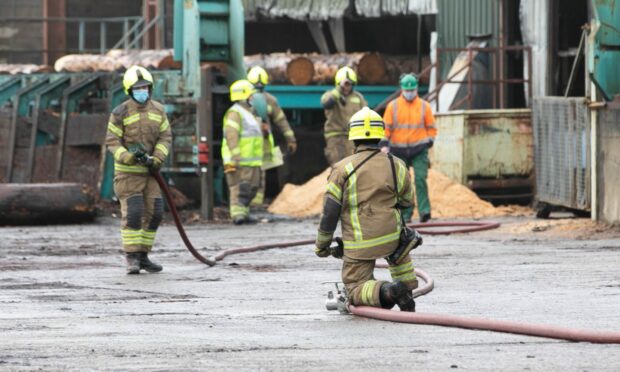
[156,176,620,343]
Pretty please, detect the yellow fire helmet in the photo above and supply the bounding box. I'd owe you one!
[335,66,358,86]
[122,66,153,94]
[229,79,257,102]
[247,66,269,87]
[348,107,385,141]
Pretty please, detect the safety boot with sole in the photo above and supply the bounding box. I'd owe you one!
[380,281,416,312]
[139,252,163,273]
[126,253,141,275]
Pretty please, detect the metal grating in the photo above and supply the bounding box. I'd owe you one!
[532,97,590,210]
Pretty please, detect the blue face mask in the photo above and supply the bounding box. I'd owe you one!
[403,90,417,102]
[132,88,150,104]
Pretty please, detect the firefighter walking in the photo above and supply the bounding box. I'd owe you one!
[381,74,437,223]
[222,80,266,224]
[321,67,367,166]
[247,66,297,206]
[105,66,171,274]
[315,107,418,312]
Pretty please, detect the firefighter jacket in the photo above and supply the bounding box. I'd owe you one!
[106,99,172,175]
[316,144,414,260]
[381,95,437,158]
[221,102,266,167]
[321,88,367,139]
[264,92,296,144]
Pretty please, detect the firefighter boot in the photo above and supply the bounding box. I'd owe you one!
[126,253,141,275]
[380,281,416,312]
[139,252,163,273]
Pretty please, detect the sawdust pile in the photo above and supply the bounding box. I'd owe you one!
[268,168,532,219]
[268,168,330,218]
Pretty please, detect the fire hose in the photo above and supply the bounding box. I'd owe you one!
[150,169,620,343]
[152,171,216,266]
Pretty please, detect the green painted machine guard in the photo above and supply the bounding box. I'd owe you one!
[589,1,620,100]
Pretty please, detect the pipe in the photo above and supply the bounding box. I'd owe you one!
[348,305,620,344]
[200,221,620,344]
[152,172,216,266]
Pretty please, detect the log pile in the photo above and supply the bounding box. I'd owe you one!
[44,48,429,86]
[0,64,53,75]
[54,49,180,72]
[245,52,431,85]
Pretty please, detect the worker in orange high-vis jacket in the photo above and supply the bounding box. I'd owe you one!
[380,74,437,223]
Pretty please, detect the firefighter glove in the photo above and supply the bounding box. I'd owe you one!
[224,164,237,173]
[287,140,297,154]
[314,246,331,258]
[150,157,163,171]
[121,152,137,165]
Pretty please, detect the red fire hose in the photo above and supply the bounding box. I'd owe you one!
[151,185,619,344]
[153,172,216,266]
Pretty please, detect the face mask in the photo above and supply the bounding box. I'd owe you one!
[133,88,150,104]
[403,90,417,101]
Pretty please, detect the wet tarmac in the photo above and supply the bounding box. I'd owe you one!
[1,216,619,371]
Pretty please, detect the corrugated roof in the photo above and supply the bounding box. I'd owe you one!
[436,0,498,78]
[244,0,437,20]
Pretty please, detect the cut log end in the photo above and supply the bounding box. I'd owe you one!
[286,57,315,86]
[357,52,387,84]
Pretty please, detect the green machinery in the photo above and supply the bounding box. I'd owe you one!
[0,0,408,219]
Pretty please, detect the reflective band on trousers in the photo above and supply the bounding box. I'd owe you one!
[389,261,416,282]
[221,104,264,167]
[345,163,362,241]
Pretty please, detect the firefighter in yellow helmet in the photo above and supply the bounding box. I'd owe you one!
[247,66,297,206]
[315,107,418,312]
[320,66,367,166]
[105,66,172,274]
[221,79,266,224]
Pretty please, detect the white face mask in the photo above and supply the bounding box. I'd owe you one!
[403,90,417,101]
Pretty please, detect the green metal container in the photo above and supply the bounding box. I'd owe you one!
[431,109,533,184]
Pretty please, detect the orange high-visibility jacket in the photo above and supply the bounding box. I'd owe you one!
[383,95,437,151]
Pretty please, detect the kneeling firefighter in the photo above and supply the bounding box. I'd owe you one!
[315,107,422,311]
[105,66,172,274]
[221,80,266,224]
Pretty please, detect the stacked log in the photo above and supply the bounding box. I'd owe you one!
[0,64,53,74]
[245,52,430,85]
[54,49,179,72]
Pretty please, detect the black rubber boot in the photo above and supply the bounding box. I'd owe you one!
[139,252,163,273]
[126,253,141,275]
[380,281,416,312]
[420,213,431,223]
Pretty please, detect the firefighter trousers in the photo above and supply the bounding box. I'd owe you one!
[341,254,418,307]
[114,174,163,253]
[226,166,261,220]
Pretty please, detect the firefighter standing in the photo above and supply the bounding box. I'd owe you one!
[247,66,297,206]
[222,80,266,224]
[321,67,367,166]
[315,107,417,312]
[106,66,172,274]
[381,74,437,223]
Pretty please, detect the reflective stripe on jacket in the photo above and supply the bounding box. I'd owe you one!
[383,95,436,151]
[221,103,264,167]
[105,99,172,176]
[324,145,414,260]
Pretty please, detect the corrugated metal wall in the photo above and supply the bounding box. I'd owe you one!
[436,0,499,78]
[244,0,437,20]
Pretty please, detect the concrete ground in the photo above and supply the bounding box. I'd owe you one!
[0,215,619,371]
